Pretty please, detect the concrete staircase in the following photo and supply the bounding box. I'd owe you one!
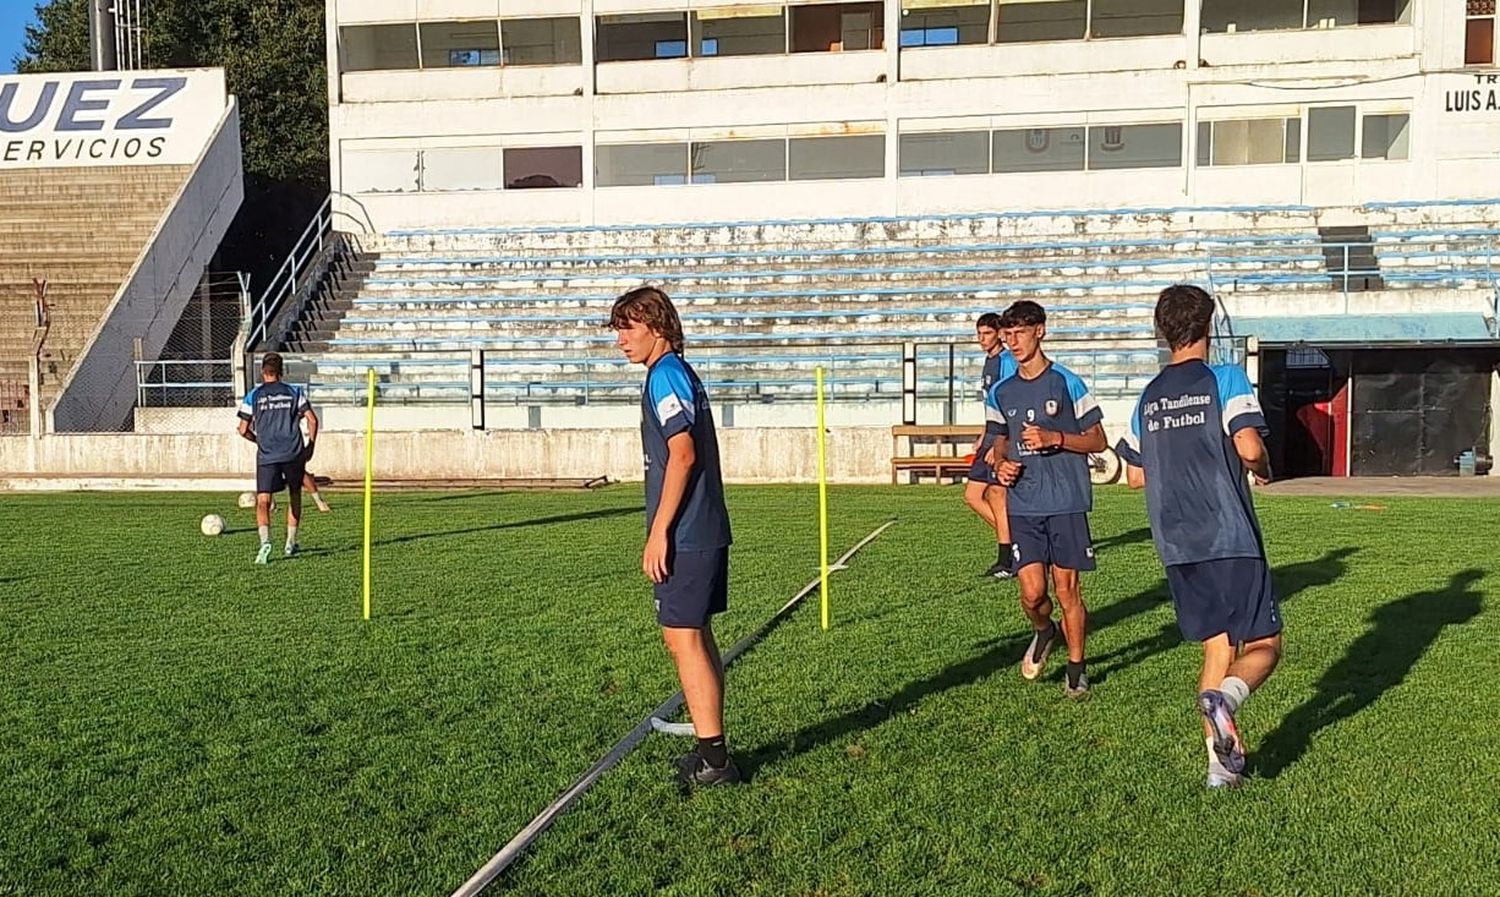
[0,166,193,418]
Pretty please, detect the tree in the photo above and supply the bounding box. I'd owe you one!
[13,0,331,287]
[14,0,90,74]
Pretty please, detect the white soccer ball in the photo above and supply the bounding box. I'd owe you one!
[237,491,256,509]
[201,514,226,536]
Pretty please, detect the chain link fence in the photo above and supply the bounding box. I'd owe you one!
[131,272,248,433]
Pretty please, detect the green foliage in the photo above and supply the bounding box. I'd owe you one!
[14,0,90,75]
[0,487,1496,896]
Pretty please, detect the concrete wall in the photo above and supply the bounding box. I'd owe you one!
[326,0,1500,230]
[49,101,245,432]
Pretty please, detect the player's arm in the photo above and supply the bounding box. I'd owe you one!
[1116,395,1147,488]
[1024,421,1107,454]
[302,407,319,448]
[643,431,696,583]
[1234,428,1272,484]
[236,392,257,443]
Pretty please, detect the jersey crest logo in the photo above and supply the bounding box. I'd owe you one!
[1044,399,1059,417]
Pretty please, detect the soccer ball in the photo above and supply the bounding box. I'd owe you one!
[201,514,226,536]
[237,491,256,509]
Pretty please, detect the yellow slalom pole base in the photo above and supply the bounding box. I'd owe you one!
[816,366,830,631]
[362,368,376,621]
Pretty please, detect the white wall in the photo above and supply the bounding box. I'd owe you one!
[49,101,245,431]
[324,0,1499,229]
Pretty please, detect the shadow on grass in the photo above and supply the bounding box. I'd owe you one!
[1093,526,1153,553]
[298,506,642,557]
[1089,547,1360,683]
[1252,568,1485,779]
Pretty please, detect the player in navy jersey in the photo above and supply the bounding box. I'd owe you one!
[1115,285,1281,788]
[610,287,740,787]
[236,352,319,565]
[965,313,1021,578]
[985,301,1107,697]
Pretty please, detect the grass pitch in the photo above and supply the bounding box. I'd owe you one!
[1,486,1495,897]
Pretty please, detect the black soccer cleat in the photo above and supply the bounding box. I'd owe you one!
[675,750,744,787]
[982,559,1015,579]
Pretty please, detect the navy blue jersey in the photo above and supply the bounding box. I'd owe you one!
[641,353,732,552]
[981,349,1019,398]
[987,361,1103,516]
[1115,360,1269,567]
[237,381,309,464]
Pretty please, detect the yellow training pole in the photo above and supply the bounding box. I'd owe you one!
[362,368,376,621]
[816,366,830,631]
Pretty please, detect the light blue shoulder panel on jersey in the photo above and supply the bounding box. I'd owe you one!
[1211,364,1269,436]
[1053,362,1104,430]
[648,355,697,435]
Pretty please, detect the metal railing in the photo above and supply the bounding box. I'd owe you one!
[135,359,235,408]
[246,195,374,352]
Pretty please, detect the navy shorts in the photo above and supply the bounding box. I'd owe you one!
[1009,513,1096,572]
[968,440,1000,485]
[256,455,306,495]
[1166,557,1283,645]
[655,547,730,628]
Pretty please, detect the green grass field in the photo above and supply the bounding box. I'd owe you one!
[1,486,1496,897]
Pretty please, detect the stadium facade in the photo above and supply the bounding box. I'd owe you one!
[326,0,1498,229]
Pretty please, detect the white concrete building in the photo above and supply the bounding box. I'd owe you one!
[325,0,1500,231]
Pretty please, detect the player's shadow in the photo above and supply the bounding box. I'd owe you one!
[741,576,1180,775]
[298,506,642,556]
[1093,526,1153,553]
[1252,568,1485,779]
[1088,547,1360,684]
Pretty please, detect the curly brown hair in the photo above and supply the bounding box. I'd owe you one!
[609,286,685,354]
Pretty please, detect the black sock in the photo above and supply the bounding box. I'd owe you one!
[997,543,1013,564]
[1030,621,1056,663]
[698,735,728,768]
[1066,661,1086,688]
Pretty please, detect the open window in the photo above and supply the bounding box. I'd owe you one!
[899,0,989,47]
[504,147,584,188]
[596,13,690,61]
[790,2,885,52]
[419,21,501,68]
[1196,118,1301,166]
[692,6,787,56]
[503,17,583,66]
[342,24,419,72]
[1468,0,1497,66]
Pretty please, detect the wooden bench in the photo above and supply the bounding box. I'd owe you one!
[891,424,985,484]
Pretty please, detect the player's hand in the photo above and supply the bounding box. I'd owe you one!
[1252,472,1271,487]
[303,441,316,462]
[1020,423,1057,452]
[995,460,1023,486]
[643,531,671,584]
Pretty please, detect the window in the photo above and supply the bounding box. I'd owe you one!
[343,148,421,193]
[1307,106,1356,161]
[1196,118,1300,166]
[900,3,989,46]
[789,134,885,179]
[597,143,689,186]
[502,147,583,189]
[1468,0,1497,65]
[996,0,1085,42]
[992,126,1086,172]
[1089,0,1183,38]
[691,139,787,183]
[422,147,506,191]
[790,3,884,52]
[899,131,989,176]
[1086,123,1181,170]
[342,24,419,72]
[419,21,501,68]
[692,8,786,57]
[1203,0,1410,32]
[1361,113,1410,160]
[596,13,689,62]
[503,18,583,66]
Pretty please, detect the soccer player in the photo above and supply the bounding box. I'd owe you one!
[965,312,1020,578]
[985,301,1106,697]
[610,286,740,787]
[236,352,318,564]
[1115,284,1281,789]
[301,470,332,513]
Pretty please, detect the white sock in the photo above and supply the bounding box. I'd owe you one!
[1220,676,1251,713]
[258,525,270,545]
[286,526,298,547]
